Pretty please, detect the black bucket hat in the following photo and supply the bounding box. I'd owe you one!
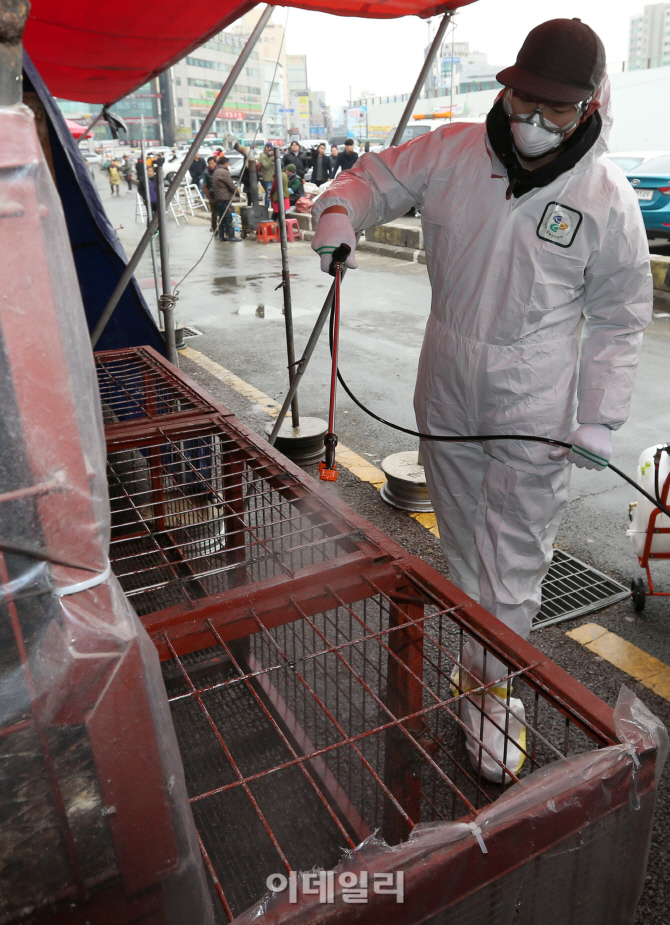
[497,18,606,103]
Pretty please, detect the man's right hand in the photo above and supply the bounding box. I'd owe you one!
[312,207,358,273]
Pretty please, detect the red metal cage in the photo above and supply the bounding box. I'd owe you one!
[89,348,659,925]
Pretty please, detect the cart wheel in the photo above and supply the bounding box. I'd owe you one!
[631,577,646,612]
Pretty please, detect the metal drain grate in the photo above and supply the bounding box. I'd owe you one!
[534,549,630,629]
[181,326,203,338]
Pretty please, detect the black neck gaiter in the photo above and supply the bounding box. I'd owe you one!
[486,99,602,199]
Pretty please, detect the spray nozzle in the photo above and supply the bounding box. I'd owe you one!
[319,433,339,481]
[328,243,351,277]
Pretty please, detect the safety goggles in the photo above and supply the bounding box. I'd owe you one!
[502,88,589,135]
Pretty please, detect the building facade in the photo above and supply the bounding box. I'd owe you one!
[56,81,163,145]
[167,30,263,143]
[232,9,291,144]
[628,3,670,69]
[424,41,502,97]
[309,90,331,140]
[286,54,310,138]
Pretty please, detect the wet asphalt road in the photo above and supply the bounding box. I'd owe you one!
[101,177,670,921]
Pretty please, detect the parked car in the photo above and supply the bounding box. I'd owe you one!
[83,152,102,166]
[145,146,176,160]
[604,150,670,173]
[161,149,244,184]
[158,147,217,183]
[626,154,670,238]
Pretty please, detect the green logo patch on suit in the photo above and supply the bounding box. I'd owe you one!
[536,202,583,248]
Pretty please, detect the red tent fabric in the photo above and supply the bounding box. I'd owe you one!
[24,0,475,104]
[64,117,90,139]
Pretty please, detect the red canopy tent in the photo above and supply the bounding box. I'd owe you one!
[64,117,90,138]
[24,0,474,104]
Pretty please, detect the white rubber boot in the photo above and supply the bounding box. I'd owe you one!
[452,669,527,784]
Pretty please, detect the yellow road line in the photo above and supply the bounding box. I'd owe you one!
[181,346,281,417]
[567,623,670,700]
[180,346,440,537]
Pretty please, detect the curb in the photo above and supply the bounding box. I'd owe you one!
[651,254,670,292]
[301,229,425,263]
[358,240,424,262]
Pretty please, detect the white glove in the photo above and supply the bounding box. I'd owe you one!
[312,211,358,273]
[548,423,612,470]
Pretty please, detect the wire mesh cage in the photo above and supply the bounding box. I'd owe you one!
[107,420,382,619]
[94,350,656,925]
[96,346,215,430]
[159,560,617,922]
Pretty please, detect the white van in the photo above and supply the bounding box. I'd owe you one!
[381,114,485,150]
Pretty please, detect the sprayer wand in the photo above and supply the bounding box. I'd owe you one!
[319,243,351,482]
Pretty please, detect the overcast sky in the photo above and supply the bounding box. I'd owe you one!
[283,0,643,109]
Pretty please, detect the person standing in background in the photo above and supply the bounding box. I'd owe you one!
[332,138,359,175]
[270,165,290,221]
[137,164,157,215]
[211,156,240,242]
[311,143,330,187]
[189,153,207,192]
[203,156,219,233]
[259,142,276,206]
[122,156,133,192]
[285,163,304,205]
[283,140,306,178]
[329,144,340,178]
[108,159,121,196]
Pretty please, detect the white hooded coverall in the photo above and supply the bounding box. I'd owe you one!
[312,85,652,683]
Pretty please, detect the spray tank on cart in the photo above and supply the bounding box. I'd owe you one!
[628,444,670,611]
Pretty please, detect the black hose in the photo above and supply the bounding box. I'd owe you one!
[327,307,670,520]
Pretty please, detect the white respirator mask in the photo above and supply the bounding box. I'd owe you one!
[511,115,564,157]
[503,88,589,159]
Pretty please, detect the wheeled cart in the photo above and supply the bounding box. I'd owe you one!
[628,444,670,611]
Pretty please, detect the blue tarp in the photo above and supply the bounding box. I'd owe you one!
[23,53,166,355]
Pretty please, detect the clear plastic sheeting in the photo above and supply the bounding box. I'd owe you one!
[235,686,667,925]
[0,104,213,924]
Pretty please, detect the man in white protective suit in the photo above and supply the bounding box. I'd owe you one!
[310,19,653,782]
